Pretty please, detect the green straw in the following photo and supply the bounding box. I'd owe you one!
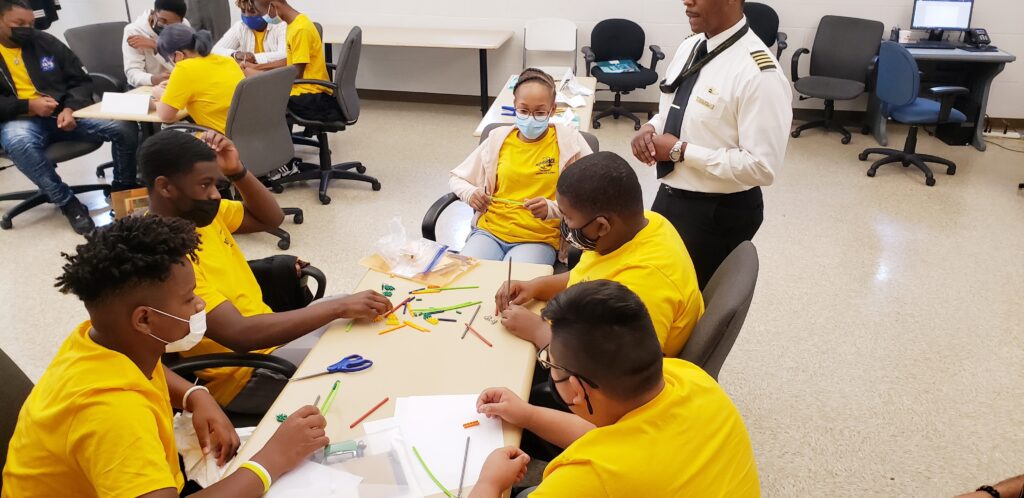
[436,286,480,291]
[490,197,524,206]
[345,320,355,332]
[413,446,455,498]
[320,380,341,413]
[411,301,483,314]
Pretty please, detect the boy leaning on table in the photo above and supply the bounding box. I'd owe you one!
[471,280,760,498]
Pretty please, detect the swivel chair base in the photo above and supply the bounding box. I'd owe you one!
[592,91,651,131]
[0,184,110,230]
[278,132,381,205]
[860,126,955,187]
[791,100,853,144]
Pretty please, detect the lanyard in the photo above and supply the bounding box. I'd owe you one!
[659,24,750,94]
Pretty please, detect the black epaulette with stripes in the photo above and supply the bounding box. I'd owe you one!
[750,50,776,71]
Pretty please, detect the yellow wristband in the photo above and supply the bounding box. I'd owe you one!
[240,461,271,493]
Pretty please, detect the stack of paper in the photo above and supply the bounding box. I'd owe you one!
[265,461,362,498]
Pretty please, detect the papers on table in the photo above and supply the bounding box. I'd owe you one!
[394,395,505,495]
[100,92,150,116]
[265,461,362,498]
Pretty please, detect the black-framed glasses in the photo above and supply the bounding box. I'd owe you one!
[538,344,598,415]
[514,109,553,121]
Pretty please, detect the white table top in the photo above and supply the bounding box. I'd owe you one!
[72,86,187,123]
[322,24,513,50]
[475,74,597,137]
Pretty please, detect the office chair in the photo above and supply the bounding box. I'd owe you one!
[744,2,788,60]
[0,141,112,230]
[523,18,578,76]
[859,42,967,187]
[582,19,665,131]
[791,15,883,144]
[678,241,758,380]
[165,67,305,249]
[0,347,34,483]
[276,26,381,205]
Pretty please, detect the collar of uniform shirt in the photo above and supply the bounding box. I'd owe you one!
[705,15,748,51]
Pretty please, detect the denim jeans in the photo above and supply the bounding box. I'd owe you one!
[0,117,139,206]
[460,227,557,265]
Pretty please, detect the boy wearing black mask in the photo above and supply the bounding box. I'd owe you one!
[123,0,189,87]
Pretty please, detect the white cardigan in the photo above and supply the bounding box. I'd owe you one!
[212,21,287,64]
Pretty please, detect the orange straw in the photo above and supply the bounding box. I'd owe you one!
[349,397,390,429]
[464,324,493,348]
[382,297,415,318]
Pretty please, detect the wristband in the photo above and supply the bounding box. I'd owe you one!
[240,460,272,493]
[226,167,248,182]
[182,385,209,412]
[978,485,1000,498]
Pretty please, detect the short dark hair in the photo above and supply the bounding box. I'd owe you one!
[556,151,643,218]
[154,0,187,18]
[56,216,200,304]
[542,280,664,401]
[140,130,216,188]
[0,0,31,14]
[513,67,556,100]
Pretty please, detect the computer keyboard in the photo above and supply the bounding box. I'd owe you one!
[901,41,957,50]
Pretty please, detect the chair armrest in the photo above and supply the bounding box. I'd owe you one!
[88,72,126,94]
[164,123,219,135]
[928,86,969,122]
[791,48,810,83]
[421,192,460,241]
[301,264,327,301]
[776,32,788,60]
[648,44,665,72]
[326,63,337,71]
[294,79,339,91]
[168,353,298,378]
[927,86,969,96]
[581,46,596,76]
[864,56,878,92]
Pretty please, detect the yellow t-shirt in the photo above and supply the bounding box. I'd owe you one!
[161,54,244,133]
[475,129,561,248]
[0,44,39,100]
[254,29,267,54]
[286,14,332,96]
[2,321,183,498]
[532,359,760,498]
[567,211,703,357]
[181,200,276,406]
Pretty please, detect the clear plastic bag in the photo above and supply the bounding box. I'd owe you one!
[375,218,448,278]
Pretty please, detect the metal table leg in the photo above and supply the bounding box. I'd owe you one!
[479,49,488,116]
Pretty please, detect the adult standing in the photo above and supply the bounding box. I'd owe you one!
[631,0,792,288]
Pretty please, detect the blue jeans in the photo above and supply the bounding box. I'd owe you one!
[460,228,557,265]
[0,117,138,206]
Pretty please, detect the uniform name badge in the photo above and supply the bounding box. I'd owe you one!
[695,86,719,111]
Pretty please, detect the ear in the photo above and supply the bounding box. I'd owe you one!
[153,176,175,198]
[594,216,612,238]
[132,306,154,336]
[566,375,588,407]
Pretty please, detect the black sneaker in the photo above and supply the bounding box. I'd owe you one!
[110,180,144,192]
[59,197,96,235]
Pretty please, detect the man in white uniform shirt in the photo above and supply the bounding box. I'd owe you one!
[631,0,792,288]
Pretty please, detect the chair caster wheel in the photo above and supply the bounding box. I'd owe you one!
[356,165,367,174]
[319,194,331,205]
[592,121,601,129]
[634,123,642,131]
[790,130,800,138]
[926,177,936,187]
[278,238,291,250]
[861,127,871,135]
[293,213,304,224]
[858,152,868,161]
[841,136,851,145]
[647,111,654,119]
[95,170,105,178]
[866,170,876,178]
[0,217,11,230]
[271,184,284,194]
[371,181,382,191]
[947,167,956,176]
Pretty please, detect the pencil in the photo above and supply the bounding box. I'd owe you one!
[382,297,415,318]
[349,396,389,429]
[506,257,513,309]
[465,323,493,348]
[321,380,341,413]
[457,436,470,498]
[313,394,321,410]
[461,304,482,339]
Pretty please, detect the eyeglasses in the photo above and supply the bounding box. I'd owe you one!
[514,109,553,121]
[537,344,599,388]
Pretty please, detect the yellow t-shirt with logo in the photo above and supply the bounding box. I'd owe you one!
[475,128,561,248]
[531,359,760,498]
[567,211,703,357]
[161,54,244,133]
[1,321,183,498]
[181,200,276,406]
[0,44,39,100]
[286,14,332,96]
[254,29,267,54]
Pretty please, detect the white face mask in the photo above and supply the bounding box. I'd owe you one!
[147,307,207,353]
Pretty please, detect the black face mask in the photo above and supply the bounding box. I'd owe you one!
[547,371,594,416]
[152,22,164,35]
[181,198,220,228]
[9,27,34,46]
[560,217,602,252]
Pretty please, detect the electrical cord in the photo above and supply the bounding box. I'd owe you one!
[984,138,1024,154]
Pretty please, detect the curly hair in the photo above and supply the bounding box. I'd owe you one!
[55,216,200,304]
[235,0,255,10]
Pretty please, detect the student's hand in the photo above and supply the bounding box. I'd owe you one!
[27,96,58,117]
[334,290,393,320]
[499,305,545,339]
[476,447,530,493]
[477,387,533,427]
[631,124,658,165]
[468,188,491,213]
[127,34,157,51]
[652,133,680,163]
[252,405,329,478]
[56,108,76,131]
[233,51,257,64]
[151,72,171,86]
[199,131,245,177]
[188,391,241,467]
[523,198,548,219]
[151,84,166,101]
[495,280,538,314]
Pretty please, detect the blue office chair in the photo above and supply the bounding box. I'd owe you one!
[859,42,968,186]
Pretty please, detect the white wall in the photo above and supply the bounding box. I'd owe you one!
[50,0,1024,118]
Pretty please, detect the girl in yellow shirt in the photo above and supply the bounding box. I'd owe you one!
[449,68,593,266]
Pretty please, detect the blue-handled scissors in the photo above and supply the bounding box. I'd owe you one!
[501,105,516,117]
[290,354,373,381]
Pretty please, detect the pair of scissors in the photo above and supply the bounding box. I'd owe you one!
[291,354,373,381]
[500,105,516,117]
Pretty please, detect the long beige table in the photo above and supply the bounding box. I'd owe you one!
[229,259,552,497]
[72,86,187,123]
[320,24,514,115]
[475,74,597,137]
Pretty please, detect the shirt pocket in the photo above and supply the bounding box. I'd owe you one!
[688,84,726,121]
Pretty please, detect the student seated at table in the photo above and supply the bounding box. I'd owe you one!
[253,0,343,122]
[141,130,393,413]
[449,68,592,266]
[496,151,703,358]
[472,280,760,498]
[123,0,189,88]
[0,0,140,235]
[152,24,243,133]
[1,215,329,498]
[212,0,287,72]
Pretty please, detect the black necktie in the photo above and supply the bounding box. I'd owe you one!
[657,41,708,179]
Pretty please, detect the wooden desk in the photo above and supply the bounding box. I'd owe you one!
[72,86,187,123]
[475,74,597,137]
[320,25,513,115]
[229,260,552,497]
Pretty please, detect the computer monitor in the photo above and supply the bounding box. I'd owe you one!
[911,0,974,31]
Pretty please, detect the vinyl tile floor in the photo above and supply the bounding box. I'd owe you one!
[1,99,1022,496]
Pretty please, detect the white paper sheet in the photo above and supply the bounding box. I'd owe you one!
[394,395,504,495]
[173,412,257,488]
[100,92,150,116]
[265,460,363,498]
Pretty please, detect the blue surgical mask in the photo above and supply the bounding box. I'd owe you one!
[262,4,283,25]
[515,115,550,140]
[242,14,268,31]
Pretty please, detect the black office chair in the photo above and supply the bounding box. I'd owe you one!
[790,15,884,144]
[277,26,380,205]
[744,2,788,60]
[0,141,111,230]
[0,347,34,486]
[582,19,665,131]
